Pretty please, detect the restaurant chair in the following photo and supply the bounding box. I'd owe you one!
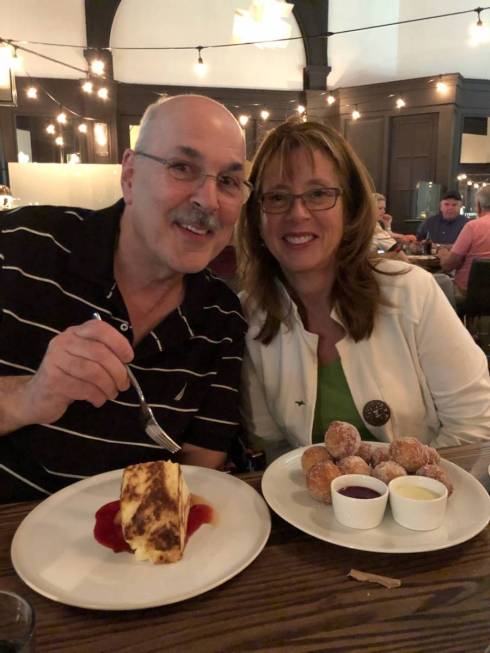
[463,258,490,361]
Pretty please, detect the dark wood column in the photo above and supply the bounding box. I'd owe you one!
[289,0,330,90]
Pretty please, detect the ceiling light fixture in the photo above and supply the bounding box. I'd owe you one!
[194,46,207,78]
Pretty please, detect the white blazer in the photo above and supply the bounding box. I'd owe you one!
[240,262,490,460]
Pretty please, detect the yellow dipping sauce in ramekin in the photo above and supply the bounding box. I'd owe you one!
[394,485,440,500]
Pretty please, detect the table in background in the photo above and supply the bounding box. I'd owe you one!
[1,443,489,653]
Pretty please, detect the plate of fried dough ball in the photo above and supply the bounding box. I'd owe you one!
[261,421,490,553]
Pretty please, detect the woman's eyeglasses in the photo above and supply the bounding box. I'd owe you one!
[260,187,342,214]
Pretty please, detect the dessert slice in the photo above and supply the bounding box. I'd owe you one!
[120,460,191,564]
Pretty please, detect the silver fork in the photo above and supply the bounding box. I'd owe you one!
[93,312,181,453]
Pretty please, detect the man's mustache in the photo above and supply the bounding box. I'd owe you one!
[171,206,220,232]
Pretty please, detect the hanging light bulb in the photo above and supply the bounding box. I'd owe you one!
[90,59,105,76]
[78,123,88,134]
[467,180,473,186]
[352,107,361,120]
[9,47,22,72]
[97,87,109,100]
[26,86,38,99]
[260,109,270,120]
[46,124,55,135]
[55,136,64,146]
[194,47,207,78]
[436,77,448,94]
[56,111,67,124]
[326,94,336,106]
[238,115,249,127]
[82,80,93,94]
[469,8,490,46]
[396,98,406,109]
[296,105,305,115]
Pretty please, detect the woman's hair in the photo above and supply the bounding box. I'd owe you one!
[373,192,386,203]
[237,117,385,344]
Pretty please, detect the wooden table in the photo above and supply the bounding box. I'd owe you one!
[1,443,490,652]
[407,254,441,272]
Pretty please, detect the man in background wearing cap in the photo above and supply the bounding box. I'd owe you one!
[416,191,467,244]
[439,185,490,294]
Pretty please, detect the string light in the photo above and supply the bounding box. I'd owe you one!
[4,5,489,142]
[90,59,105,76]
[26,86,38,99]
[46,124,55,134]
[396,97,406,109]
[238,115,249,127]
[54,136,64,146]
[56,111,67,124]
[9,46,22,72]
[436,77,448,93]
[194,46,207,78]
[78,123,88,134]
[296,105,305,114]
[260,109,270,120]
[469,7,490,45]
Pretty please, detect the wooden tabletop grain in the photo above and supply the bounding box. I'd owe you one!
[1,443,489,653]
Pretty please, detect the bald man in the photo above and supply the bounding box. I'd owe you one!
[0,95,250,501]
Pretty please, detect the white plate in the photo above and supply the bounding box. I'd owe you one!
[262,447,490,554]
[11,467,271,610]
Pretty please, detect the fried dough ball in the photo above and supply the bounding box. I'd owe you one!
[306,461,341,504]
[301,445,332,474]
[337,455,371,476]
[371,446,390,467]
[324,421,361,459]
[357,442,374,464]
[389,437,429,473]
[416,464,453,496]
[372,460,407,485]
[425,446,441,465]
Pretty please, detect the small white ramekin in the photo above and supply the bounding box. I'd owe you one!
[331,474,389,529]
[389,475,448,531]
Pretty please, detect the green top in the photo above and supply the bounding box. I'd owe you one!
[312,357,377,443]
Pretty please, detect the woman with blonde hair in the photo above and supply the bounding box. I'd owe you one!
[237,118,490,461]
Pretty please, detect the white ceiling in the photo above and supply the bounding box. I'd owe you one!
[4,0,490,89]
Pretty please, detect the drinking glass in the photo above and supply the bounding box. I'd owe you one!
[0,592,35,652]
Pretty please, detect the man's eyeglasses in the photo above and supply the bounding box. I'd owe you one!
[260,187,342,214]
[134,150,253,205]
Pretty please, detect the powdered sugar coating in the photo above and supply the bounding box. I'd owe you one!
[373,460,407,484]
[371,446,390,467]
[389,437,429,473]
[425,446,441,465]
[301,445,332,473]
[416,463,453,495]
[306,461,342,504]
[337,455,371,476]
[357,441,374,464]
[324,421,361,459]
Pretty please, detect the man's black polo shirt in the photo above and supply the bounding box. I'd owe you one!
[0,200,247,501]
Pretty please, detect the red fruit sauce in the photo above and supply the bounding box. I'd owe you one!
[94,498,213,553]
